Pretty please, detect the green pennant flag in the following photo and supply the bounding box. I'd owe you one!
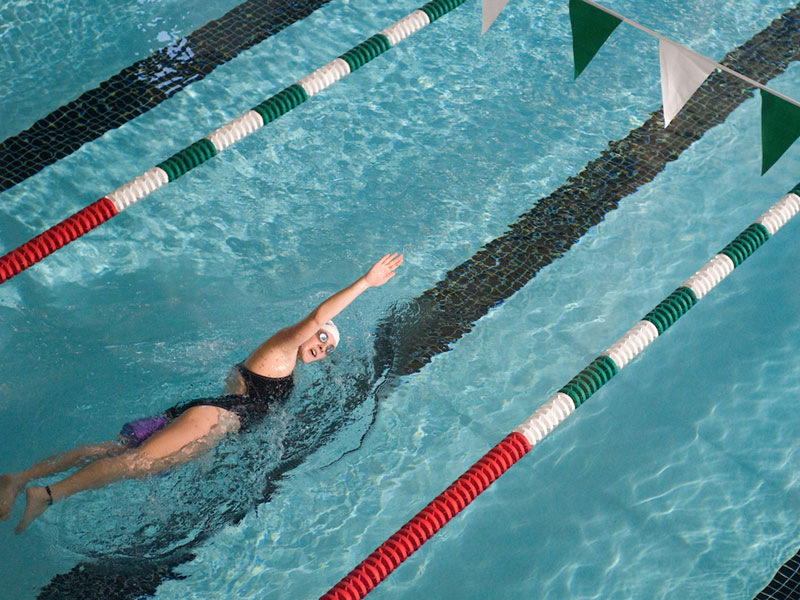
[569,0,622,78]
[761,89,800,175]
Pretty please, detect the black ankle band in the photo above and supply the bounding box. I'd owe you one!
[45,485,53,506]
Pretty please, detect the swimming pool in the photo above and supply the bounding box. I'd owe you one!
[1,0,799,598]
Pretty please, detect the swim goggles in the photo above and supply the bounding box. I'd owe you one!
[318,330,336,354]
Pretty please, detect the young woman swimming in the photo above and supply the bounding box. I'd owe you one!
[0,252,403,534]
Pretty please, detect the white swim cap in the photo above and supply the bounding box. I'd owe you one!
[319,321,340,347]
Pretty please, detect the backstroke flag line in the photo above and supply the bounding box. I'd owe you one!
[482,0,510,33]
[482,0,800,173]
[568,0,620,78]
[659,38,717,127]
[761,90,800,174]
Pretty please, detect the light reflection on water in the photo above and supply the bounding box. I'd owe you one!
[1,0,799,598]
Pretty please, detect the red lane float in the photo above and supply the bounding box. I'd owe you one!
[320,432,530,600]
[0,198,117,283]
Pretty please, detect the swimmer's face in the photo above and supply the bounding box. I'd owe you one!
[298,330,337,364]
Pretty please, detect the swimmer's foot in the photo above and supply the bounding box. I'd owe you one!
[0,473,26,521]
[14,486,51,534]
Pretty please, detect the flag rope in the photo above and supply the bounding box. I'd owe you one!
[579,0,800,109]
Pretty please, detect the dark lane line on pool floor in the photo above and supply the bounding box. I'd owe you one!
[37,4,800,599]
[0,0,332,194]
[754,548,800,599]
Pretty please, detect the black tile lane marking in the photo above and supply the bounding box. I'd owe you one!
[0,0,333,194]
[754,546,800,599]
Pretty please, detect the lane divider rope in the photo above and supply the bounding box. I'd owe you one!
[0,0,466,285]
[318,188,800,600]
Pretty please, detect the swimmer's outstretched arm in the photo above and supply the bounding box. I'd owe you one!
[305,252,402,326]
[280,252,403,343]
[246,253,403,371]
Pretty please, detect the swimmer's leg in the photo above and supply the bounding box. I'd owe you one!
[14,406,230,534]
[1,442,123,522]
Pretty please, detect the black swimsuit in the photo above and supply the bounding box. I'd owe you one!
[164,364,294,431]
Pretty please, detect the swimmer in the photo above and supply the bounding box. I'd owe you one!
[0,252,403,534]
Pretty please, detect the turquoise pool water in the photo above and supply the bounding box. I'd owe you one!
[1,0,799,598]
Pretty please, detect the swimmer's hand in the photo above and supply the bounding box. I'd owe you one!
[364,253,403,287]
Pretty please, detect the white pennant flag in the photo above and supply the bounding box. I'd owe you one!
[482,0,511,34]
[659,38,717,127]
